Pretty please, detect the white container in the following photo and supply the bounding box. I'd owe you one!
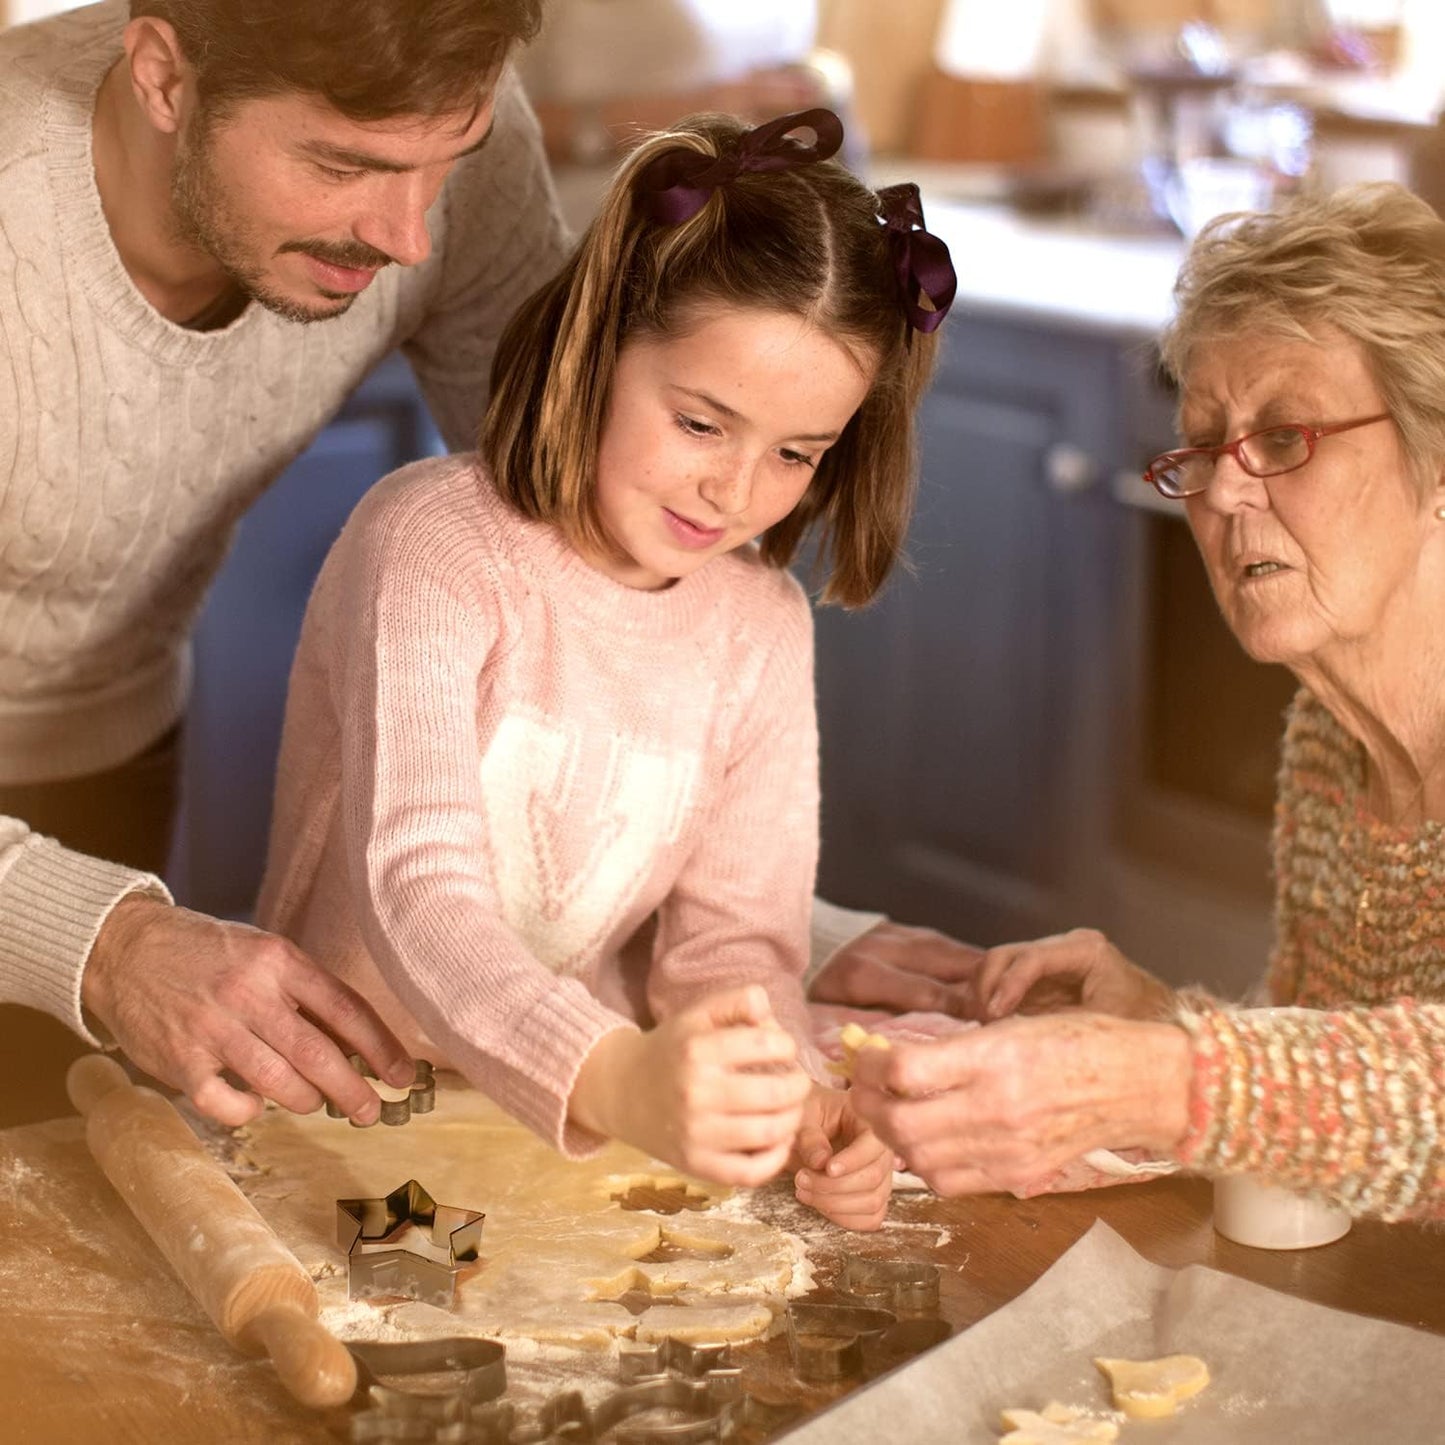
[1213,1173,1352,1250]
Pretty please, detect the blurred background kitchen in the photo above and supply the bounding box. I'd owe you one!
[7,0,1445,996]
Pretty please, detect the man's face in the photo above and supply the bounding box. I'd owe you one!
[171,88,496,323]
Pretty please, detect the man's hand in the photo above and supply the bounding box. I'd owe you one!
[849,1013,1193,1198]
[569,986,811,1187]
[791,1083,894,1231]
[82,895,416,1127]
[808,921,988,1018]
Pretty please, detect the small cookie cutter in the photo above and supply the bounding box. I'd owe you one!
[337,1179,484,1308]
[328,1056,436,1126]
[619,1337,739,1389]
[786,1298,950,1384]
[786,1301,897,1382]
[349,1337,507,1441]
[838,1256,941,1314]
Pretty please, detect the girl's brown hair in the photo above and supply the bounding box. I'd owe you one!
[482,113,943,607]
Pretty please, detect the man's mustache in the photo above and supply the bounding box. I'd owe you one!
[278,240,396,270]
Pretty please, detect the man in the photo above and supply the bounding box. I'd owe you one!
[0,0,980,1133]
[0,0,564,1126]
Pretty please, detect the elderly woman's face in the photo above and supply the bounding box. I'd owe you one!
[1182,327,1434,670]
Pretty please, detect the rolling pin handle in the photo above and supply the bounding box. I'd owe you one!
[243,1304,358,1409]
[66,1053,133,1117]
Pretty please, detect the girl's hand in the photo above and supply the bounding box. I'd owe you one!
[849,1013,1192,1198]
[791,1084,894,1231]
[974,929,1176,1022]
[569,985,811,1186]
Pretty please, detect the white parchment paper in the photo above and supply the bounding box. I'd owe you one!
[781,1219,1445,1443]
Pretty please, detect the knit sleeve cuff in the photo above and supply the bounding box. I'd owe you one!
[479,984,642,1161]
[1171,999,1238,1172]
[1169,999,1445,1219]
[804,897,886,991]
[0,833,171,1046]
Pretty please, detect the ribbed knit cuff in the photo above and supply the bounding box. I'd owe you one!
[1174,999,1445,1221]
[489,984,642,1160]
[0,834,171,1045]
[804,897,886,992]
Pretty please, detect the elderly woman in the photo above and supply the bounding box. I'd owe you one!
[851,181,1445,1221]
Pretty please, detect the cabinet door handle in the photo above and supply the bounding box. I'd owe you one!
[1044,443,1097,495]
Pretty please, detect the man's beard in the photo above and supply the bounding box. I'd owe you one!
[169,121,392,325]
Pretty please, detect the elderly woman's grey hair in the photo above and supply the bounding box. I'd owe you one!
[1160,182,1445,497]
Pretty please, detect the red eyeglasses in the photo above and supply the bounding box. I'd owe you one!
[1143,413,1393,499]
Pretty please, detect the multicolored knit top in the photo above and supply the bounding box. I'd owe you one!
[1174,689,1445,1220]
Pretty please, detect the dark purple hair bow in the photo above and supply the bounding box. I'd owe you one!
[635,108,846,226]
[878,183,957,334]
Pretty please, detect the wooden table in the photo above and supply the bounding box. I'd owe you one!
[3,1113,1442,1444]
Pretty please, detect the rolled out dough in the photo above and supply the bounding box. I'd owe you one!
[230,1074,809,1349]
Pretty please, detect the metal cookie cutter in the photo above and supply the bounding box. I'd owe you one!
[329,1055,436,1126]
[349,1337,507,1442]
[786,1299,950,1383]
[786,1301,896,1382]
[619,1337,740,1389]
[337,1178,485,1308]
[839,1256,941,1314]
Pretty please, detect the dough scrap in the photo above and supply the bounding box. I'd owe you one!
[229,1074,808,1348]
[830,1022,892,1080]
[1093,1353,1210,1419]
[999,1402,1119,1443]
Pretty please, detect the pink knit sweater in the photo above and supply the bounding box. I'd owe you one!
[257,455,820,1156]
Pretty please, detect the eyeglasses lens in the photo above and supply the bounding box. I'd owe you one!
[1152,426,1312,497]
[1240,427,1310,475]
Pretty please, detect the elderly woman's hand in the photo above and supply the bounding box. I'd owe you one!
[848,1013,1192,1197]
[973,928,1176,1022]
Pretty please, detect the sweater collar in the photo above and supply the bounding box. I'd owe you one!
[475,470,739,642]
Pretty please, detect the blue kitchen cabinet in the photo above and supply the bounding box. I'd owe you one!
[170,355,441,919]
[812,313,1133,946]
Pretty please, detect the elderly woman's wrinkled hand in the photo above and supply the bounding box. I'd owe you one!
[848,1013,1192,1198]
[974,928,1177,1023]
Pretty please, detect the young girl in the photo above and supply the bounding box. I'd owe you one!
[257,108,954,1230]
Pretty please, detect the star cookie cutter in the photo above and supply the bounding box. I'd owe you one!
[328,1056,436,1126]
[618,1336,739,1388]
[336,1178,484,1308]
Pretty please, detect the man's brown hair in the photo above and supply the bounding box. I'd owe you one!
[129,1,543,120]
[482,114,942,608]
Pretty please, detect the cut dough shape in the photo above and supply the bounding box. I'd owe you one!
[830,1022,892,1080]
[999,1402,1119,1443]
[228,1074,808,1349]
[1093,1354,1210,1419]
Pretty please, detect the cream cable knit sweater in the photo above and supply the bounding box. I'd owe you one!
[258,457,822,1155]
[0,1,568,1038]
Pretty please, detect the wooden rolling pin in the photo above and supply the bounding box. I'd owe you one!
[67,1054,357,1409]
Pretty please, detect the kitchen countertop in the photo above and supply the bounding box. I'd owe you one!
[898,194,1185,337]
[4,1109,1443,1444]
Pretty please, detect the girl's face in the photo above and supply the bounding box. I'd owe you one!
[586,306,875,591]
